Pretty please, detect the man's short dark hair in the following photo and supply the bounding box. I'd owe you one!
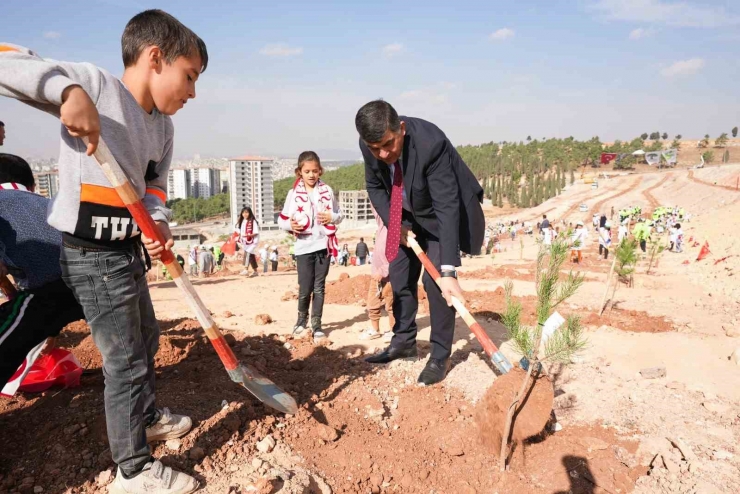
[0,153,35,188]
[0,121,4,126]
[360,237,364,242]
[122,9,208,72]
[355,100,401,143]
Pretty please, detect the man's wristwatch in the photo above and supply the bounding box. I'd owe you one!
[440,269,457,279]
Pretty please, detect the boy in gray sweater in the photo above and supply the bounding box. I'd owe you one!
[1,10,207,494]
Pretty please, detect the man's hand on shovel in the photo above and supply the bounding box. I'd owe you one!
[438,276,466,307]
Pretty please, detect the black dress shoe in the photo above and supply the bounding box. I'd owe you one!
[417,358,450,386]
[365,345,418,364]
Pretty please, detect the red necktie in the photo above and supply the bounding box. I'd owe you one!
[385,162,403,262]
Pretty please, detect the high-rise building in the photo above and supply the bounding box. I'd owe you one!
[191,167,220,199]
[35,172,59,199]
[168,169,191,200]
[339,190,373,224]
[229,156,274,227]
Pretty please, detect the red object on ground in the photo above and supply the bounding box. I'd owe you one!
[696,241,711,261]
[682,260,690,265]
[18,349,83,393]
[714,256,732,265]
[350,256,357,266]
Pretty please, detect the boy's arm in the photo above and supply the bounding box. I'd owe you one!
[140,124,174,260]
[0,43,103,153]
[141,122,174,224]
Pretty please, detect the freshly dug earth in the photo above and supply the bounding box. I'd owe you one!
[476,367,555,465]
[325,274,372,306]
[0,317,642,494]
[583,308,675,333]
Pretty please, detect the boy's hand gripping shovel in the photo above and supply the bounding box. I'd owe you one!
[84,137,298,415]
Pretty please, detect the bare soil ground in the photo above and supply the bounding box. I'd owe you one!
[2,165,740,494]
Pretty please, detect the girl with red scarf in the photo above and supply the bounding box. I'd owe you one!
[235,207,260,277]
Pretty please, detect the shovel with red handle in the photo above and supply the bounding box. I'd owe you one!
[406,236,512,374]
[84,137,298,415]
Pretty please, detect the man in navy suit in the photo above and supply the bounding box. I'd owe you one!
[356,100,484,385]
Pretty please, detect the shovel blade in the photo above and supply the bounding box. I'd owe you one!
[229,363,298,415]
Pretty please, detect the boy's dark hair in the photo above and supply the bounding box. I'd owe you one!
[0,153,35,188]
[0,121,4,126]
[122,9,208,72]
[355,100,401,143]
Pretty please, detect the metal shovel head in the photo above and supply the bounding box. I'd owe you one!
[229,363,298,415]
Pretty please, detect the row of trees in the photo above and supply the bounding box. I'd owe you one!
[167,193,230,224]
[272,127,738,212]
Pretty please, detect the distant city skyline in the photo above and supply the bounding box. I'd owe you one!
[1,0,739,160]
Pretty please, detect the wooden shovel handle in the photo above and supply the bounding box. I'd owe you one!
[85,138,239,371]
[406,236,501,358]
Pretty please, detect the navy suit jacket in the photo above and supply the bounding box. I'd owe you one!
[360,116,485,266]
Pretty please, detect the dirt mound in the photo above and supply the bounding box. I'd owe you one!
[583,309,674,332]
[325,274,371,306]
[475,367,554,464]
[254,314,273,325]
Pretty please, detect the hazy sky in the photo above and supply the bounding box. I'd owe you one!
[1,0,739,160]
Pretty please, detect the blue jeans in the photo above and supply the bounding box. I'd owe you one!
[61,244,159,476]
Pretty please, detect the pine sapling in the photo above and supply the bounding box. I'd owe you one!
[498,237,587,470]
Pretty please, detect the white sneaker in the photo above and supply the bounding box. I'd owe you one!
[382,332,393,343]
[313,330,326,341]
[146,408,192,442]
[359,328,380,340]
[239,269,248,275]
[109,461,199,494]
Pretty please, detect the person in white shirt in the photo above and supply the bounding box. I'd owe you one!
[278,151,343,340]
[618,218,629,244]
[259,245,269,274]
[270,246,279,272]
[598,222,612,260]
[235,206,260,277]
[570,221,587,264]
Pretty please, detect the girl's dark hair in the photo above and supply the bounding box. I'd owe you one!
[294,151,323,178]
[236,206,258,229]
[122,9,208,72]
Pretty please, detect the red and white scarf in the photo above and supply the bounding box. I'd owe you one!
[287,178,339,257]
[240,219,255,245]
[0,182,29,192]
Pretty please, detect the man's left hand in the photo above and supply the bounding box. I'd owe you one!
[142,221,174,260]
[438,276,466,307]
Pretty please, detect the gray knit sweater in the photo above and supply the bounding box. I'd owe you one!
[0,43,173,245]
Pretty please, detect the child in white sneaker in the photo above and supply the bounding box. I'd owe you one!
[1,9,207,493]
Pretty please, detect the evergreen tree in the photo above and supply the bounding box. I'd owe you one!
[570,168,575,186]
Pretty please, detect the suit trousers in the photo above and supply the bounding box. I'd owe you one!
[389,222,459,360]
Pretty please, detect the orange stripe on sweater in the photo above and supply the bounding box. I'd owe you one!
[146,188,166,202]
[80,184,126,207]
